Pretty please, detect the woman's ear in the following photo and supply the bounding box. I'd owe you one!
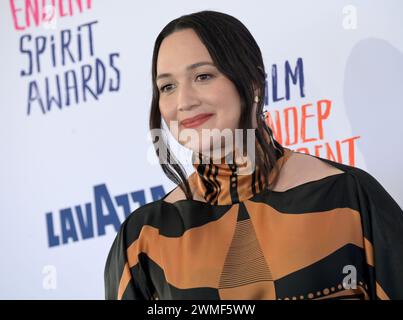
[251,79,263,128]
[251,96,259,128]
[252,83,261,102]
[251,109,257,128]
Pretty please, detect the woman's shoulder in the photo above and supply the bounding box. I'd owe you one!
[162,148,352,199]
[161,185,188,203]
[160,148,387,203]
[162,173,207,204]
[271,148,346,192]
[281,149,391,195]
[116,196,179,239]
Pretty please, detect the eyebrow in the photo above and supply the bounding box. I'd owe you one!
[156,61,216,81]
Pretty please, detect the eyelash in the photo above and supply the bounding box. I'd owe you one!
[159,74,214,93]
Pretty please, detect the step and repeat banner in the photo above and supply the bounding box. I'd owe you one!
[1,0,402,299]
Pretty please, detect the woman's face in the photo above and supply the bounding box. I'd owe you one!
[156,28,242,157]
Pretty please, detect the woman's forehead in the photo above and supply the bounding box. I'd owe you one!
[157,29,213,75]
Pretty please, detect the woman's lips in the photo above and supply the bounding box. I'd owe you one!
[181,113,214,128]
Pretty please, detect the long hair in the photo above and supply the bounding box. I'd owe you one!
[149,10,284,200]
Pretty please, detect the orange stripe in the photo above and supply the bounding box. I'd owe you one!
[118,226,162,299]
[363,237,374,267]
[376,282,390,300]
[126,225,161,268]
[219,281,276,299]
[315,286,369,300]
[245,201,364,280]
[160,205,238,288]
[122,207,238,289]
[117,263,131,300]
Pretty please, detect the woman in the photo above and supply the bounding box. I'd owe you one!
[104,10,403,300]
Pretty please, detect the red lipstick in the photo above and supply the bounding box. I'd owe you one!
[181,113,214,128]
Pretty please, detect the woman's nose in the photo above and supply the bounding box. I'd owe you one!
[177,82,200,112]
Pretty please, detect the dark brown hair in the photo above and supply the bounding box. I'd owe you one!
[149,10,284,200]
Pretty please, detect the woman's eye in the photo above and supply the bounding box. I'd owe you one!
[160,84,173,93]
[196,74,213,81]
[159,74,213,93]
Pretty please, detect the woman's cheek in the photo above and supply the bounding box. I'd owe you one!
[160,110,179,139]
[160,103,175,125]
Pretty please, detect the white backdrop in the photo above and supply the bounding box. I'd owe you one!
[0,0,402,299]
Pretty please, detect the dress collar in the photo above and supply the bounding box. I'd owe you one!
[188,147,292,205]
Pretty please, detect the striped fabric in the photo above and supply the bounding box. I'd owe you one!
[104,148,403,300]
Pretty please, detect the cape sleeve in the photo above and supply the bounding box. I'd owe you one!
[104,208,157,300]
[353,168,403,300]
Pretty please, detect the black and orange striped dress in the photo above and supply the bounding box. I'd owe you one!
[104,148,403,300]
